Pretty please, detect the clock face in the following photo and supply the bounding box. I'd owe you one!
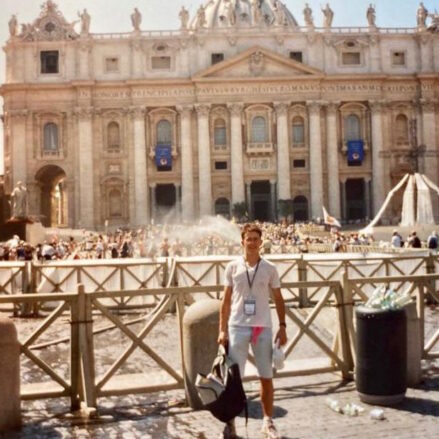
[44,22,56,33]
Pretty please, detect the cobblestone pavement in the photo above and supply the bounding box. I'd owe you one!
[2,367,438,439]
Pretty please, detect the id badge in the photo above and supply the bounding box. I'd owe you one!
[244,298,256,316]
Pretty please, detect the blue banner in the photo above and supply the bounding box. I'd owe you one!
[155,145,172,168]
[347,140,364,164]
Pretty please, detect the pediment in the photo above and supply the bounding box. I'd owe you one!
[193,46,324,80]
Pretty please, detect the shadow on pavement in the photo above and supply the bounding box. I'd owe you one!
[395,396,439,417]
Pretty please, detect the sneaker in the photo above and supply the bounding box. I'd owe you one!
[261,418,280,439]
[223,419,237,439]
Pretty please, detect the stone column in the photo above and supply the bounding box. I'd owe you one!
[175,183,182,221]
[370,101,385,216]
[274,102,291,200]
[177,105,194,221]
[340,180,347,220]
[227,103,245,205]
[246,183,252,220]
[78,42,91,80]
[149,184,156,223]
[9,110,28,188]
[307,101,324,220]
[270,181,277,222]
[420,99,438,183]
[195,104,212,217]
[75,107,94,229]
[364,178,371,220]
[326,103,341,218]
[131,107,148,226]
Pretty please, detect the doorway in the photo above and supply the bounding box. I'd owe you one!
[155,184,177,222]
[251,181,271,221]
[345,179,365,220]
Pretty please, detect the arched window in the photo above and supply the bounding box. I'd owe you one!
[292,116,305,146]
[107,122,120,150]
[395,114,409,144]
[109,189,122,217]
[215,198,230,217]
[293,195,309,221]
[344,114,361,141]
[251,116,268,143]
[214,118,227,146]
[157,119,172,145]
[43,123,58,151]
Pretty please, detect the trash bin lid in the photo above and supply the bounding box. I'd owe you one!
[355,305,406,320]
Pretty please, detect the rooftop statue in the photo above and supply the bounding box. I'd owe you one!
[274,1,286,26]
[179,6,190,30]
[252,0,263,25]
[427,11,439,32]
[417,3,428,28]
[131,8,142,32]
[322,3,334,28]
[78,8,90,34]
[196,5,207,28]
[8,14,18,37]
[303,3,314,27]
[11,181,28,220]
[367,3,376,27]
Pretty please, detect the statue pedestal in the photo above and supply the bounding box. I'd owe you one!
[0,219,45,246]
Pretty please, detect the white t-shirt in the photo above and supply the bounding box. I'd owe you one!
[224,257,281,328]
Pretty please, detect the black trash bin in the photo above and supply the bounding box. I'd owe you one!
[355,306,407,405]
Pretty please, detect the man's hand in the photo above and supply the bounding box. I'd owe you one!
[275,326,287,346]
[217,330,228,346]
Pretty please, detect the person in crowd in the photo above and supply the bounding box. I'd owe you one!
[391,230,404,248]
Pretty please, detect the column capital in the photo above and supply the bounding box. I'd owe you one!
[8,109,28,120]
[306,100,323,115]
[73,106,94,119]
[128,106,146,119]
[227,103,244,117]
[273,102,290,117]
[194,103,211,118]
[420,98,437,113]
[369,100,387,114]
[176,105,193,117]
[325,102,340,115]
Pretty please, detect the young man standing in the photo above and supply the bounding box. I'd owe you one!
[218,224,287,439]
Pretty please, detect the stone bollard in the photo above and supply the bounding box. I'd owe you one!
[182,299,221,409]
[405,302,422,386]
[0,318,21,432]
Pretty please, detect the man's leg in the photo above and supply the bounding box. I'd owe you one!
[260,378,274,417]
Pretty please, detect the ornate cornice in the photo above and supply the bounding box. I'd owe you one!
[8,109,28,120]
[73,106,94,119]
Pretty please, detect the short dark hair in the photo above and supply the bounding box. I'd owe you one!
[241,223,262,240]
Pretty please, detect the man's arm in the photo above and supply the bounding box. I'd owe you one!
[272,287,287,346]
[218,286,232,345]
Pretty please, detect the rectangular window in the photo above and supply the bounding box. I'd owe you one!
[293,159,306,168]
[215,161,228,170]
[214,127,227,146]
[105,57,119,72]
[151,56,171,70]
[41,51,59,74]
[293,125,305,145]
[342,52,361,65]
[211,53,224,65]
[392,51,406,66]
[289,51,303,63]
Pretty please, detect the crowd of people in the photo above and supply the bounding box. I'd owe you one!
[0,219,438,261]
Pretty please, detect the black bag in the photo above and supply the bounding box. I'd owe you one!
[195,345,247,424]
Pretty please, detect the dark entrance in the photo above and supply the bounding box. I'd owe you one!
[251,181,271,222]
[35,165,67,227]
[155,184,177,222]
[292,196,309,221]
[346,179,365,220]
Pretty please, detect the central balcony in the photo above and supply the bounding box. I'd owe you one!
[246,142,274,155]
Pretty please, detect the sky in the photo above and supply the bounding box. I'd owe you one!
[0,0,437,173]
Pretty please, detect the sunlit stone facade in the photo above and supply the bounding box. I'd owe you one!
[1,0,439,228]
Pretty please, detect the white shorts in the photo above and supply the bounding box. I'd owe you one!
[228,326,273,379]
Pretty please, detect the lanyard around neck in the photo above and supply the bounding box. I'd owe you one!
[245,258,261,292]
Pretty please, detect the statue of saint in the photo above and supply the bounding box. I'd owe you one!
[274,1,286,26]
[417,3,428,28]
[252,0,262,25]
[131,8,142,32]
[196,5,207,28]
[11,181,28,219]
[322,3,334,28]
[367,4,376,27]
[78,9,91,34]
[8,14,18,37]
[303,3,314,27]
[179,6,189,30]
[225,0,236,26]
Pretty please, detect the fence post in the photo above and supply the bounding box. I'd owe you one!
[71,284,97,417]
[340,270,355,371]
[425,254,436,304]
[298,255,308,308]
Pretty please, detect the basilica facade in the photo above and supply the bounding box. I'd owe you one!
[1,0,439,229]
